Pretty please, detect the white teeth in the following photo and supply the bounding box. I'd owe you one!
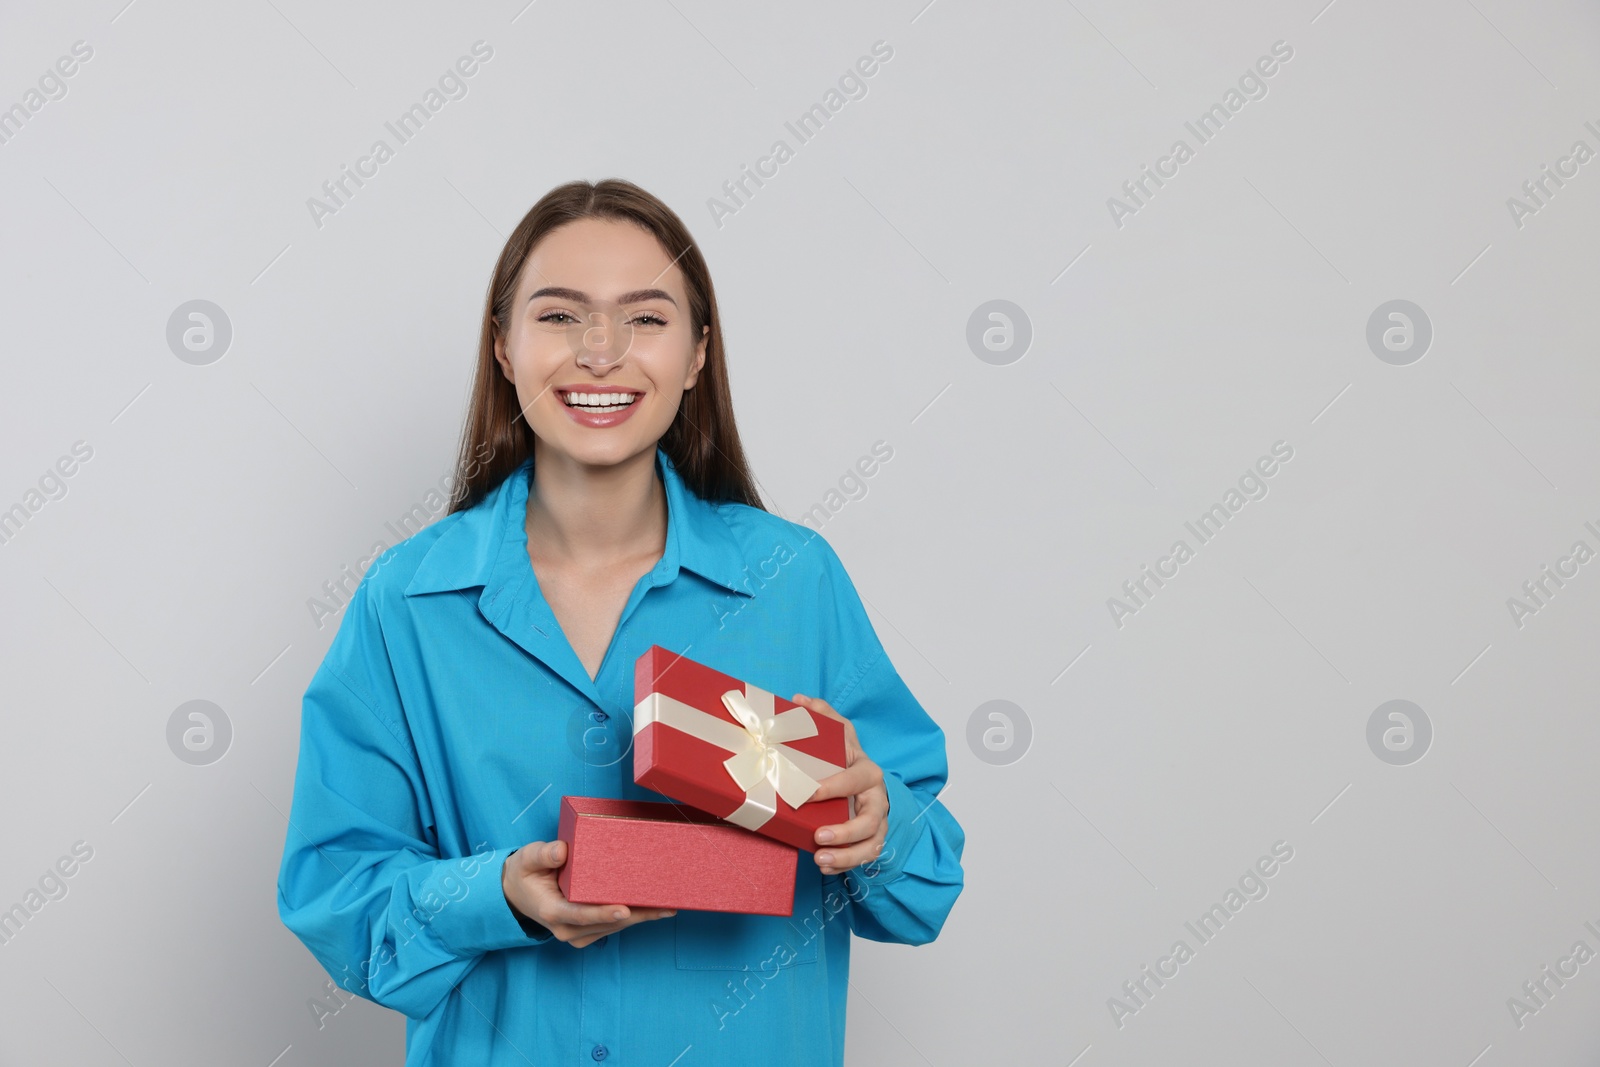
[563,392,637,408]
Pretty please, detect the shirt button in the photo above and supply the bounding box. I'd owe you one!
[591,1045,609,1061]
[590,709,609,724]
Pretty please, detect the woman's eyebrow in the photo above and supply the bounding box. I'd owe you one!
[528,286,678,308]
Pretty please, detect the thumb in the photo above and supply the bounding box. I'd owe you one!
[519,839,565,870]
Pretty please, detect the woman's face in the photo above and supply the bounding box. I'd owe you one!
[494,216,708,471]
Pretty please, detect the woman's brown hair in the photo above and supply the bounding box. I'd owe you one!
[446,178,765,514]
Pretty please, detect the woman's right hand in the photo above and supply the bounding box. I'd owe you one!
[501,839,676,948]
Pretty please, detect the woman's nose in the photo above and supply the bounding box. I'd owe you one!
[570,303,633,367]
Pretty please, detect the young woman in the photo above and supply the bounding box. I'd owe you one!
[276,179,965,1065]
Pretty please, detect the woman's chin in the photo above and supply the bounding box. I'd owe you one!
[534,431,658,471]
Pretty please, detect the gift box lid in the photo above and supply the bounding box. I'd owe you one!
[632,645,851,852]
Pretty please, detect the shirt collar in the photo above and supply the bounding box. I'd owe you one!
[404,445,754,599]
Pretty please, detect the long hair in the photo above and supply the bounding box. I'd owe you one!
[446,178,765,514]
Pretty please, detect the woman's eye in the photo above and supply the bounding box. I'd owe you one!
[632,313,668,327]
[538,311,578,325]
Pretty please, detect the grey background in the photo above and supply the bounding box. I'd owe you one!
[2,0,1598,1064]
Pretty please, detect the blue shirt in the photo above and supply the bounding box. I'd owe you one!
[276,445,965,1066]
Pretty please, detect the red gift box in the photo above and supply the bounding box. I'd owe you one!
[556,796,797,916]
[633,645,851,853]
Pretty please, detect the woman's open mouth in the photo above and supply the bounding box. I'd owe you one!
[557,388,643,428]
[561,390,638,414]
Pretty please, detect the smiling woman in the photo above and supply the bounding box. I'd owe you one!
[451,186,758,513]
[275,178,965,1067]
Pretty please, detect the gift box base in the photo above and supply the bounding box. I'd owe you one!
[556,796,797,916]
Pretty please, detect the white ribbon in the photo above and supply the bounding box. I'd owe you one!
[634,682,844,832]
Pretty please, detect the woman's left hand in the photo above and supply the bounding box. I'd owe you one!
[792,693,888,876]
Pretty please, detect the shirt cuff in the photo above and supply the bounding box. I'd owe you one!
[422,846,553,955]
[853,771,928,888]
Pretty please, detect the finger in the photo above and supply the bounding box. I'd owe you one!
[555,907,678,946]
[792,693,842,720]
[622,907,678,923]
[519,840,566,871]
[808,761,879,803]
[815,787,886,847]
[793,696,865,764]
[794,694,856,739]
[550,899,634,927]
[560,923,626,947]
[816,832,885,874]
[555,900,682,927]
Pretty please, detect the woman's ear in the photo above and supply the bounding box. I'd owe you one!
[492,327,515,384]
[684,324,709,391]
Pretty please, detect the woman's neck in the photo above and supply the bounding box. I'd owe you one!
[524,444,667,571]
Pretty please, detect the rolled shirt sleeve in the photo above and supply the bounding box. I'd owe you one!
[275,581,550,1022]
[811,538,967,947]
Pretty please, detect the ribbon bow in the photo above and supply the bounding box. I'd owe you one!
[719,689,824,813]
[633,681,843,832]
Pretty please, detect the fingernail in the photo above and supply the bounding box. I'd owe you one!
[664,910,677,917]
[613,909,626,921]
[816,851,833,865]
[816,829,834,844]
